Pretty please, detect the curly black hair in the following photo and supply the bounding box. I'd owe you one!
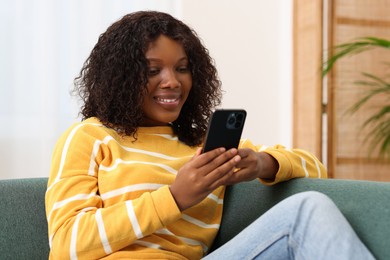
[73,11,222,146]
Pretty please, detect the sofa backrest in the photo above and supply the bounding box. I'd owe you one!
[0,178,49,259]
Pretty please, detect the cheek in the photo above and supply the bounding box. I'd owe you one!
[182,75,192,91]
[146,78,160,90]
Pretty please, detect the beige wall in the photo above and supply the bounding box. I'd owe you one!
[180,0,293,146]
[0,0,292,179]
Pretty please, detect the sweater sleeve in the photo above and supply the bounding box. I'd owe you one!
[45,123,182,259]
[239,139,327,185]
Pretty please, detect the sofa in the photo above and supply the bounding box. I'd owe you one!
[0,177,389,259]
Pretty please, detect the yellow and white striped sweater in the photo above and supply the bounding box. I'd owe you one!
[45,117,327,259]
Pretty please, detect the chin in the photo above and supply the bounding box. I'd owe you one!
[143,110,181,126]
[161,112,181,122]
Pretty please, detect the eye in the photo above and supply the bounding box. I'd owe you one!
[177,66,189,73]
[148,67,160,76]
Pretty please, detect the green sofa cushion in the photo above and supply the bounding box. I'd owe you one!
[0,178,49,259]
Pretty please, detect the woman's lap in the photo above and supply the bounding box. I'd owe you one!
[204,191,374,260]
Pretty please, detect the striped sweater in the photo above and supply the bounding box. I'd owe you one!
[45,117,327,259]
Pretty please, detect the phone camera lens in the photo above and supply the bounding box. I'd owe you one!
[228,116,236,125]
[227,113,242,129]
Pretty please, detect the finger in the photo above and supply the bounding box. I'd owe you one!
[208,169,236,189]
[224,168,252,185]
[192,147,226,166]
[237,148,252,159]
[235,149,258,169]
[235,158,252,170]
[191,147,203,159]
[200,149,240,174]
[203,154,241,185]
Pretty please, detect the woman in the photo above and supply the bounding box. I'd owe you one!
[45,11,373,259]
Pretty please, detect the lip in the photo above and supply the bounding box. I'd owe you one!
[153,93,182,107]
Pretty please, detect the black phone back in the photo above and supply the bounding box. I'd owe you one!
[202,109,247,153]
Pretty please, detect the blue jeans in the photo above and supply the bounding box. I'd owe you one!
[204,191,375,260]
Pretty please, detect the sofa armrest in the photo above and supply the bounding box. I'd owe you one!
[211,178,390,260]
[0,178,49,259]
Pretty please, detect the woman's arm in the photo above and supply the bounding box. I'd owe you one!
[45,123,182,259]
[222,140,327,186]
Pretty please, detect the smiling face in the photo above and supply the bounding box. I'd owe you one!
[141,35,192,126]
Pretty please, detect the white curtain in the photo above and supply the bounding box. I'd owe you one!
[0,0,180,179]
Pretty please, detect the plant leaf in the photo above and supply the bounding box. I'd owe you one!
[322,37,390,77]
[323,36,390,160]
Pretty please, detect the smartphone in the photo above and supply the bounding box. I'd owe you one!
[202,109,247,153]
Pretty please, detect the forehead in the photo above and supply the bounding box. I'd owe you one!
[146,35,186,59]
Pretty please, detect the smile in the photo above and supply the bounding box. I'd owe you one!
[155,97,180,103]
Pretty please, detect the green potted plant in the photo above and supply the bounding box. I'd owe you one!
[322,37,390,160]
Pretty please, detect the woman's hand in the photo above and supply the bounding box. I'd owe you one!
[170,148,241,211]
[225,148,279,185]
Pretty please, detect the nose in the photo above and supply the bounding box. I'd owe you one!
[160,69,180,89]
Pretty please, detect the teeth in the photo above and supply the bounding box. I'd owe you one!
[156,97,178,103]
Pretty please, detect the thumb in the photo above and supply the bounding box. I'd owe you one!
[190,147,203,160]
[195,147,203,157]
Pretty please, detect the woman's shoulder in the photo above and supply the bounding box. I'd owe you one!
[65,117,104,133]
[59,117,117,143]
